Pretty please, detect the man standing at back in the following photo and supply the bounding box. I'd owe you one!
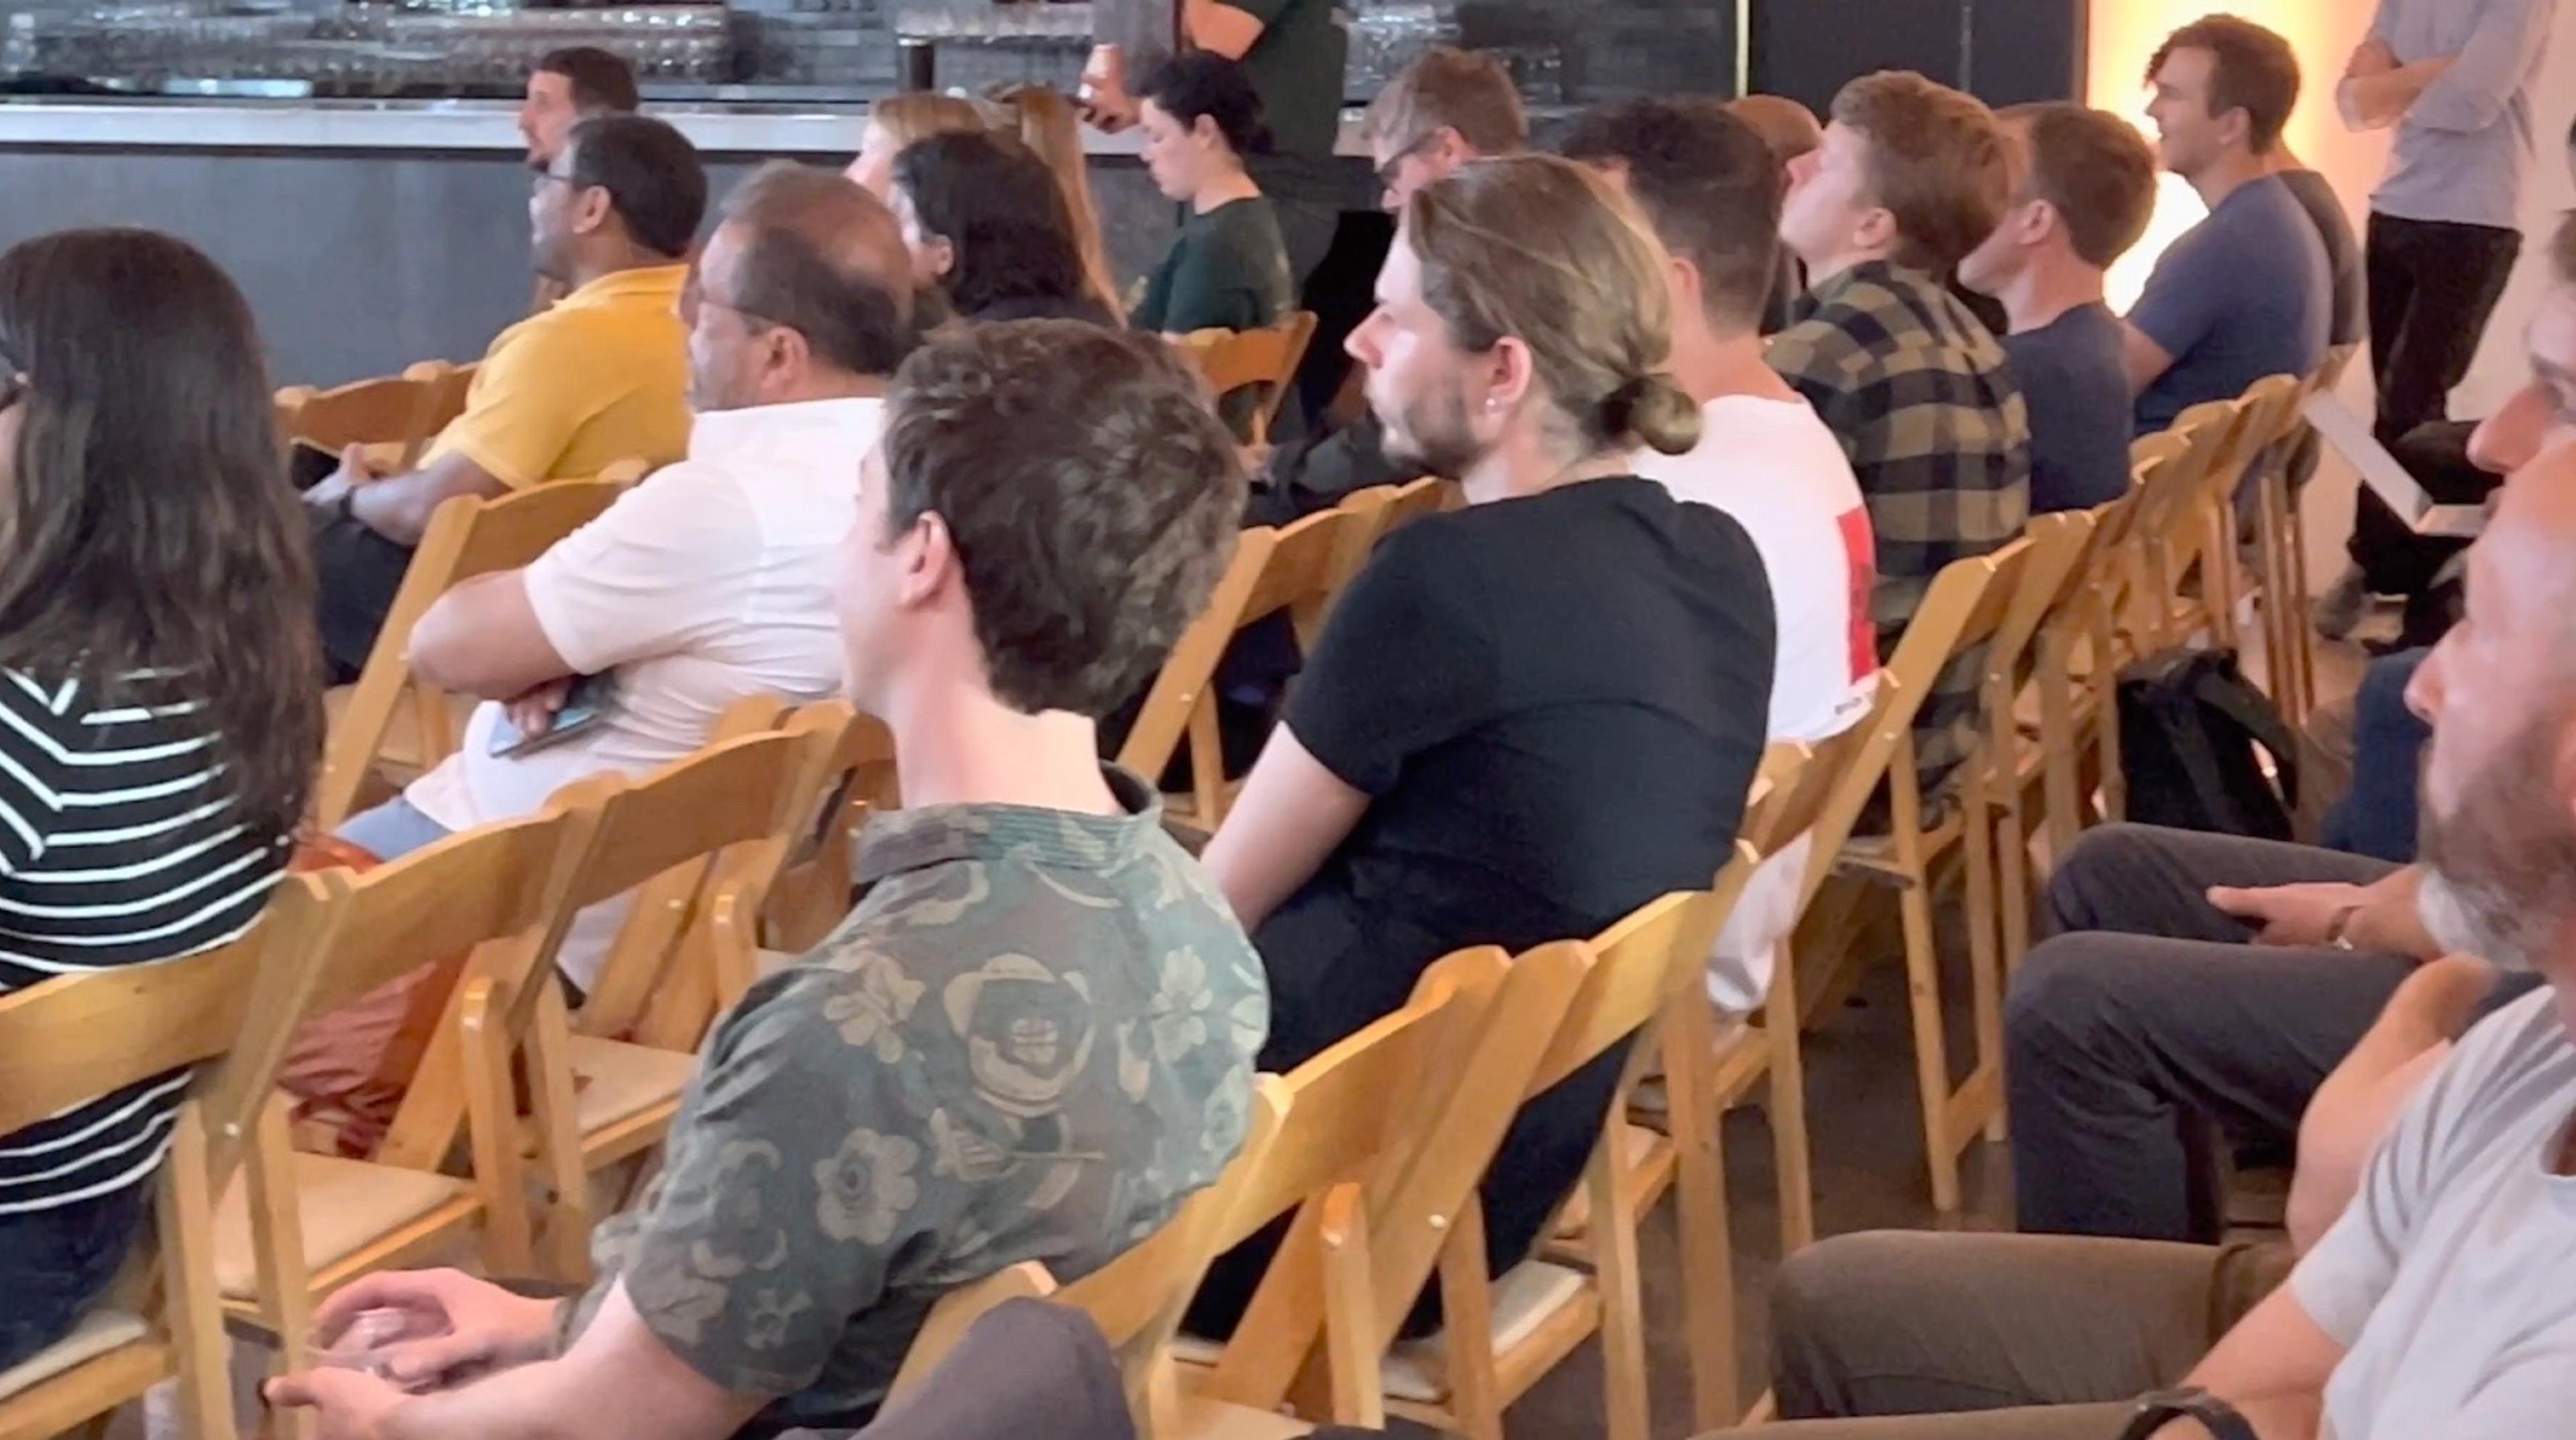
[1962,103,2161,515]
[1768,69,2029,790]
[2125,15,2330,435]
[305,113,705,684]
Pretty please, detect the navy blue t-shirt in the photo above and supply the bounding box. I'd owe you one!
[2129,174,2331,435]
[2005,302,2134,514]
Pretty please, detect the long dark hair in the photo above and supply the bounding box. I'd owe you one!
[894,130,1096,322]
[0,229,320,843]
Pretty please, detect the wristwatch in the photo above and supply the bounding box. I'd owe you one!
[2116,1386,2258,1440]
[2326,903,2363,951]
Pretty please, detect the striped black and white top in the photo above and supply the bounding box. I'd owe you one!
[0,670,288,1217]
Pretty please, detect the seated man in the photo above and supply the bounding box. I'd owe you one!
[1248,44,1527,527]
[282,165,915,1141]
[518,46,639,172]
[1723,93,1821,334]
[305,113,704,684]
[1564,95,1874,1017]
[1714,431,2576,1440]
[1769,68,2029,792]
[1961,103,2160,515]
[2125,15,2331,434]
[2004,207,2576,1243]
[1193,155,1774,1330]
[269,319,1266,1439]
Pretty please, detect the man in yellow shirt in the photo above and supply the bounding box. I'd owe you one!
[306,113,703,682]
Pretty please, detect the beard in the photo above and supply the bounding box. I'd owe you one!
[1373,371,1486,482]
[2416,725,2576,973]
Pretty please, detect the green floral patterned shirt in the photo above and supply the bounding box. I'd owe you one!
[568,768,1267,1436]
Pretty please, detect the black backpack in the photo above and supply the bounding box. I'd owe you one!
[2116,648,2301,841]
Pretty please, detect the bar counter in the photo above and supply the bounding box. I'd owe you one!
[0,96,1368,385]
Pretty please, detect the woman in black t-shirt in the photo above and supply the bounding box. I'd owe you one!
[1194,156,1776,1331]
[1128,52,1296,339]
[0,229,321,1370]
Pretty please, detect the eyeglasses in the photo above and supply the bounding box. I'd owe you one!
[1374,131,1442,192]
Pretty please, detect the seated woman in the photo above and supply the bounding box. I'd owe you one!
[842,91,983,203]
[989,83,1128,324]
[892,129,1119,327]
[1191,155,1777,1329]
[0,229,319,1369]
[1128,52,1295,339]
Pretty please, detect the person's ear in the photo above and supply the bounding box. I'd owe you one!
[924,234,957,280]
[572,183,614,238]
[1428,125,1472,170]
[764,325,812,391]
[1851,204,1899,258]
[894,509,957,611]
[2216,105,2253,152]
[2023,198,2062,248]
[1192,114,1225,151]
[1481,336,1538,419]
[1668,252,1708,323]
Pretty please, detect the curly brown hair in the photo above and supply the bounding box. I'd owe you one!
[878,321,1246,717]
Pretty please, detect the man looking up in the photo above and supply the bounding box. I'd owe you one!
[304,113,704,684]
[2125,13,2330,434]
[518,46,639,171]
[271,317,1267,1440]
[1768,68,2029,791]
[1961,103,2161,514]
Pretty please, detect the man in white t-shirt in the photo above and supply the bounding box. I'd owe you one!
[1697,441,2576,1440]
[352,162,917,994]
[1562,96,1875,1013]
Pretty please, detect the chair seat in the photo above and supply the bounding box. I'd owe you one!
[1171,1393,1317,1440]
[214,1153,472,1298]
[1381,1261,1587,1404]
[567,1036,698,1133]
[0,1308,150,1401]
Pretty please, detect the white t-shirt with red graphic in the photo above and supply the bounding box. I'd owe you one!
[1639,393,1880,1015]
[1638,395,1877,744]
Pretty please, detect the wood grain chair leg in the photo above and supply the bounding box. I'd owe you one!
[1766,939,1815,1256]
[526,984,593,1283]
[244,1096,319,1440]
[457,979,534,1278]
[1664,984,1739,1431]
[1436,1202,1505,1440]
[162,1107,241,1440]
[1588,1105,1652,1440]
[1888,766,1961,1215]
[1317,1186,1386,1429]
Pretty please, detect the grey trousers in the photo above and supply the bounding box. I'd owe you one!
[1695,1230,2292,1439]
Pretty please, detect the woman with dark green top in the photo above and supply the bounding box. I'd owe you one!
[1130,52,1296,339]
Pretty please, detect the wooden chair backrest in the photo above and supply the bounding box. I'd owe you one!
[276,372,439,461]
[563,712,850,1045]
[1177,312,1319,447]
[315,476,635,827]
[1530,852,1758,1095]
[1246,505,1371,652]
[1325,485,1399,597]
[355,809,608,1173]
[1794,544,2024,903]
[1118,528,1264,784]
[1739,721,1868,862]
[1379,476,1449,534]
[1981,510,2100,701]
[1055,1076,1291,1433]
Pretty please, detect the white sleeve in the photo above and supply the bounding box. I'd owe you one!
[523,466,763,677]
[2290,990,2551,1345]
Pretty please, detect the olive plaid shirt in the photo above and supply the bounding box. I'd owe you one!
[1769,260,2031,791]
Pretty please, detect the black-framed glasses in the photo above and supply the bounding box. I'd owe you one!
[1374,131,1442,192]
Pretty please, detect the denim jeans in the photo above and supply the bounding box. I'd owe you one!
[0,1180,153,1370]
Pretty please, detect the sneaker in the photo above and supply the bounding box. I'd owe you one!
[2314,564,2369,641]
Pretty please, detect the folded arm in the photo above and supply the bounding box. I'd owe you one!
[347,452,510,548]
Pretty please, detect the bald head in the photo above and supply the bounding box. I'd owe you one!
[710,161,917,378]
[1727,94,1824,165]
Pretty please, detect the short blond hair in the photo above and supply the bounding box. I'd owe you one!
[869,92,982,151]
[1404,154,1700,456]
[1363,46,1527,156]
[1831,70,2012,274]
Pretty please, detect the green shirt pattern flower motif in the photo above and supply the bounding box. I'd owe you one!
[567,768,1267,1435]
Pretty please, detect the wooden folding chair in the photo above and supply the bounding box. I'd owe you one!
[407,360,478,452]
[1325,476,1450,598]
[1161,942,1581,1440]
[315,473,637,827]
[1120,507,1372,826]
[1387,859,1754,1440]
[217,807,601,1380]
[2237,374,2322,723]
[0,891,335,1440]
[277,370,443,471]
[1176,312,1320,449]
[1825,539,2034,1214]
[2019,483,2149,852]
[507,714,853,1277]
